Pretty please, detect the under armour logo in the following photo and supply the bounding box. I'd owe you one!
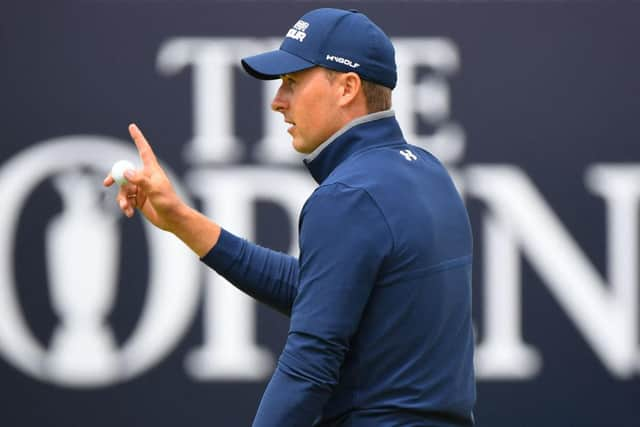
[399,149,417,161]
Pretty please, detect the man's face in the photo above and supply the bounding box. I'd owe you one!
[271,67,343,154]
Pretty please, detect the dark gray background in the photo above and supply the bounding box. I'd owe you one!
[1,1,639,426]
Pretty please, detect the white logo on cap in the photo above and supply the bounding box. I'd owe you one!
[286,20,309,42]
[326,54,360,69]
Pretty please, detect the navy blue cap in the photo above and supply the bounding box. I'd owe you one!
[241,8,397,89]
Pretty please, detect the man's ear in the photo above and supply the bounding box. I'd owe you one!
[337,72,363,108]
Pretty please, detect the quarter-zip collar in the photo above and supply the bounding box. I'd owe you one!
[303,110,404,184]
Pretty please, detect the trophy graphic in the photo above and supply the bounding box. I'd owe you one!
[45,170,121,385]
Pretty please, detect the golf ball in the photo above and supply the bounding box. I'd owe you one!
[111,160,136,186]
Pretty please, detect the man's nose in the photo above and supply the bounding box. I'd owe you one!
[271,85,288,112]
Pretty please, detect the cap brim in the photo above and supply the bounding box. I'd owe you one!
[241,49,315,80]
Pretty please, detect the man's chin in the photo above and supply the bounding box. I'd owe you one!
[292,139,313,155]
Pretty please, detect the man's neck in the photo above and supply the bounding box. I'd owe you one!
[305,109,395,161]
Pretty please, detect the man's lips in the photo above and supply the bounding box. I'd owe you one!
[285,120,296,134]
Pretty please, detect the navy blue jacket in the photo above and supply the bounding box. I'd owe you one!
[202,111,475,426]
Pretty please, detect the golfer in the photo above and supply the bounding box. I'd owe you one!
[105,8,476,426]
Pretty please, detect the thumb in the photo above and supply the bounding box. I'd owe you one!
[103,174,115,187]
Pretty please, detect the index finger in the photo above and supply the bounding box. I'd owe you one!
[129,123,159,168]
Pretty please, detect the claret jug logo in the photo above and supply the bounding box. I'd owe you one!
[0,137,200,387]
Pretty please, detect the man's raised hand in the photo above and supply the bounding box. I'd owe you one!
[103,124,187,231]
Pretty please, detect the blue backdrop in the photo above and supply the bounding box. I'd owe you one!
[1,1,639,426]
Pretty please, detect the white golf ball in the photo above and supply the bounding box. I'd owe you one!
[111,160,136,186]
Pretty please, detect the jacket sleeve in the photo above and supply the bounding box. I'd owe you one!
[252,183,393,426]
[200,228,300,317]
